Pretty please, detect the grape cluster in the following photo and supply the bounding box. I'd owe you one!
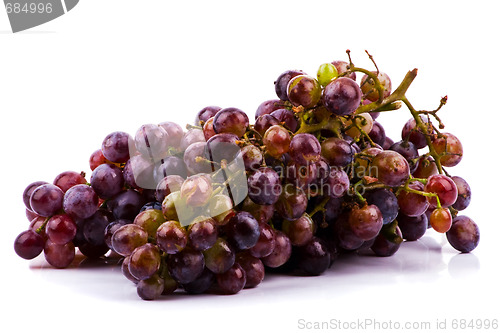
[14,52,479,300]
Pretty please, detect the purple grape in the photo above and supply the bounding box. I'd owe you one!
[397,212,428,241]
[14,230,45,260]
[270,108,298,132]
[212,107,249,138]
[320,137,354,167]
[101,131,131,163]
[365,188,398,225]
[451,176,471,211]
[155,175,184,202]
[63,184,99,220]
[274,70,304,101]
[254,114,280,136]
[23,181,48,211]
[90,164,124,199]
[323,77,362,116]
[224,212,260,250]
[216,263,246,295]
[289,133,321,165]
[446,215,479,253]
[167,248,205,284]
[195,106,222,125]
[30,184,64,217]
[247,167,282,205]
[123,154,156,190]
[255,99,286,119]
[295,237,331,276]
[53,171,86,193]
[107,189,145,221]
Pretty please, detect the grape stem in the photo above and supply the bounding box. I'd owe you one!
[399,177,442,209]
[36,217,50,234]
[401,97,444,174]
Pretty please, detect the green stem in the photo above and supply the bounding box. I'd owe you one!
[36,217,50,234]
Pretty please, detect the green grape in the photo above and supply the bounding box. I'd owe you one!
[317,63,338,87]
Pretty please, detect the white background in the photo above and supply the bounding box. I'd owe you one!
[1,1,499,332]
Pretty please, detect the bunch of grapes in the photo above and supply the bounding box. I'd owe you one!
[14,51,479,300]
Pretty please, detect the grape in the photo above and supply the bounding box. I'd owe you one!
[320,137,354,167]
[216,263,246,295]
[317,63,338,87]
[236,252,265,288]
[241,197,274,224]
[371,151,410,187]
[188,217,218,251]
[207,194,235,225]
[133,209,165,239]
[23,181,48,211]
[122,256,140,284]
[397,181,429,217]
[202,117,216,140]
[289,133,321,165]
[368,121,386,146]
[446,216,480,253]
[360,72,392,102]
[183,142,212,175]
[315,157,330,185]
[323,77,362,116]
[14,230,45,260]
[255,99,286,119]
[282,214,314,246]
[180,175,213,207]
[348,205,383,241]
[212,107,249,138]
[286,162,317,189]
[451,176,471,211]
[104,220,127,250]
[429,208,452,233]
[324,196,342,222]
[63,184,99,220]
[432,133,463,167]
[82,209,112,247]
[167,248,205,284]
[45,214,77,245]
[161,267,179,295]
[135,124,170,160]
[270,109,298,132]
[205,133,241,164]
[413,156,438,178]
[155,175,184,203]
[155,156,188,181]
[203,237,235,274]
[158,121,184,149]
[247,167,282,205]
[371,226,402,257]
[53,171,86,193]
[274,70,304,101]
[101,131,131,163]
[335,213,364,251]
[129,243,161,281]
[26,209,39,222]
[323,167,349,198]
[156,221,188,254]
[195,106,222,125]
[401,116,434,149]
[424,174,458,208]
[263,125,291,158]
[44,240,75,268]
[180,128,205,151]
[140,202,162,213]
[287,75,322,109]
[123,154,156,190]
[254,114,280,136]
[295,237,331,276]
[345,113,374,139]
[275,185,308,221]
[382,136,394,150]
[389,140,419,173]
[365,188,398,224]
[224,212,260,250]
[30,184,64,217]
[248,223,276,258]
[239,144,263,172]
[90,164,124,199]
[89,149,107,171]
[261,231,292,268]
[182,268,215,294]
[397,212,428,241]
[111,224,148,257]
[331,60,356,80]
[137,274,164,300]
[107,189,145,220]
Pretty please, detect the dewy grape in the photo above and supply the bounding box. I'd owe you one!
[14,51,479,300]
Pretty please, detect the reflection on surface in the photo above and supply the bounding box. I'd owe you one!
[27,234,481,302]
